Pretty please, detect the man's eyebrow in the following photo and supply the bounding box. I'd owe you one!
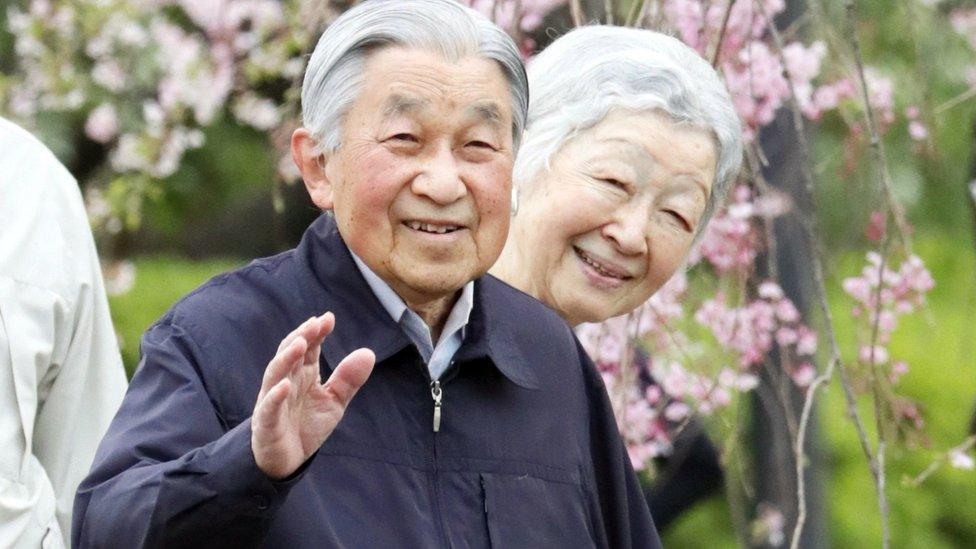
[467,102,503,125]
[381,94,429,118]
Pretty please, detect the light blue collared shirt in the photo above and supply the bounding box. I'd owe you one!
[351,253,473,380]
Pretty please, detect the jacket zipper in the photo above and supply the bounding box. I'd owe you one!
[425,359,452,547]
[430,380,443,432]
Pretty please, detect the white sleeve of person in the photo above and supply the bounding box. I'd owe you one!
[0,117,128,548]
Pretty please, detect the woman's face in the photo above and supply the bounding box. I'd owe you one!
[507,109,716,325]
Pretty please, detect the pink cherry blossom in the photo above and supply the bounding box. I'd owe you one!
[85,103,120,144]
[889,361,909,384]
[865,210,887,242]
[468,0,566,33]
[908,121,928,141]
[691,185,761,272]
[791,362,816,388]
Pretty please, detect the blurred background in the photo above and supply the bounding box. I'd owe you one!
[1,0,975,546]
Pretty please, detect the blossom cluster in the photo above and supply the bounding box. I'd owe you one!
[661,0,900,141]
[689,185,762,273]
[4,0,319,226]
[577,272,818,469]
[695,281,818,386]
[842,252,934,377]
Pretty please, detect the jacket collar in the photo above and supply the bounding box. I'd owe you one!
[299,215,539,390]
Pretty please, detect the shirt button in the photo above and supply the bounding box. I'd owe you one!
[254,494,270,510]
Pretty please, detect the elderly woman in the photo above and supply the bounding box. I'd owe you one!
[490,26,743,529]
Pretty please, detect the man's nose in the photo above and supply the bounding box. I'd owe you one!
[602,205,650,257]
[411,144,467,205]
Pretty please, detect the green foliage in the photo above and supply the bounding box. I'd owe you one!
[142,117,277,239]
[814,0,976,247]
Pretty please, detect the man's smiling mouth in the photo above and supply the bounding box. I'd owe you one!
[403,220,464,234]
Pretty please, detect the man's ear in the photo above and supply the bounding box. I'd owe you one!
[291,128,335,210]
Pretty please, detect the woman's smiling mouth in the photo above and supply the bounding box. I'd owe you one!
[573,246,633,289]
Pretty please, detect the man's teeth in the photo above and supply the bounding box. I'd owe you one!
[406,221,459,234]
[577,249,626,279]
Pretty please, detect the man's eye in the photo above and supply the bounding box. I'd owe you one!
[389,133,418,143]
[466,140,496,150]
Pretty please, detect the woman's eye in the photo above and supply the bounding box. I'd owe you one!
[665,210,691,232]
[599,177,626,189]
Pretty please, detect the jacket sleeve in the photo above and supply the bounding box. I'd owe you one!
[0,279,67,549]
[72,318,305,549]
[576,340,662,549]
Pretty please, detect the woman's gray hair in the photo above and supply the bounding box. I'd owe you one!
[514,26,743,238]
[301,0,528,154]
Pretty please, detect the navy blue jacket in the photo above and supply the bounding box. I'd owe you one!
[73,215,660,548]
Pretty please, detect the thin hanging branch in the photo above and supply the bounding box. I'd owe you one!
[712,0,738,67]
[905,435,976,487]
[570,0,584,26]
[864,231,894,549]
[626,0,649,27]
[748,2,887,548]
[843,0,912,256]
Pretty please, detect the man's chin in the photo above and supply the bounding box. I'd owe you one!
[388,261,480,299]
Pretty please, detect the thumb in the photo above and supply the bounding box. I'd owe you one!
[321,348,375,408]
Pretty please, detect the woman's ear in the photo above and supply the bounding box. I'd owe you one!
[291,128,335,210]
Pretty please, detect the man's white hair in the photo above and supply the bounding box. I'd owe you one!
[514,26,743,239]
[301,0,529,154]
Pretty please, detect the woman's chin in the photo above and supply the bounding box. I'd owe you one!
[558,298,614,327]
[558,285,651,326]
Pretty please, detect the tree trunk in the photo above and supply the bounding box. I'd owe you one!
[748,1,828,547]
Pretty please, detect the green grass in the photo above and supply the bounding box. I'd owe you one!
[110,234,976,546]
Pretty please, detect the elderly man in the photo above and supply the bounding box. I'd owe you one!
[73,1,659,547]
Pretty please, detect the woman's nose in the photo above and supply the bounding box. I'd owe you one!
[602,206,650,256]
[411,144,467,205]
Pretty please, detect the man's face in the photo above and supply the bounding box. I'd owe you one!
[316,46,514,305]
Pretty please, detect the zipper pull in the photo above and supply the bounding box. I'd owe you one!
[430,380,443,432]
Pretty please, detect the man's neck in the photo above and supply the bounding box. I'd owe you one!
[403,291,459,343]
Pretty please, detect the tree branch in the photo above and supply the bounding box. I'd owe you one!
[749,2,885,548]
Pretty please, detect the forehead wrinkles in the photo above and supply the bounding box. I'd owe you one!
[589,128,713,188]
[371,58,509,111]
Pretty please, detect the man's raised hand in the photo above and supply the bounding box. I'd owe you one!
[251,312,375,479]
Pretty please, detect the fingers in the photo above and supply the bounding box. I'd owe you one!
[254,377,290,432]
[264,312,335,401]
[303,312,335,365]
[258,337,307,402]
[319,348,375,409]
[277,313,334,354]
